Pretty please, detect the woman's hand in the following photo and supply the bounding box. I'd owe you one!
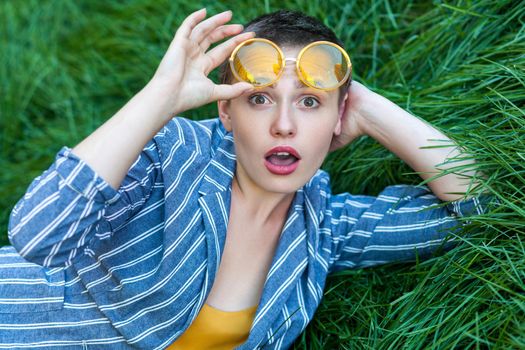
[150,8,255,116]
[329,80,372,152]
[330,80,479,200]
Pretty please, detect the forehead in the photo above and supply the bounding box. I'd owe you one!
[281,45,301,56]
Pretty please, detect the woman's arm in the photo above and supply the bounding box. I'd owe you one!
[8,9,254,267]
[72,82,174,190]
[332,81,481,201]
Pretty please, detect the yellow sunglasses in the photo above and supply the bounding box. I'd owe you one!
[229,38,352,91]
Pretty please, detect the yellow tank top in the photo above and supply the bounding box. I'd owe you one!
[167,303,258,349]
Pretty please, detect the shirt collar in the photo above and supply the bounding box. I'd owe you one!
[197,123,236,197]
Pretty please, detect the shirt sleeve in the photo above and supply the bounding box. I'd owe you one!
[327,184,497,273]
[7,138,162,268]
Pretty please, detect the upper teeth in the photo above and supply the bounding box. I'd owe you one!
[275,152,290,156]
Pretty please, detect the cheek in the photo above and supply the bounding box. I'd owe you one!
[302,126,334,163]
[307,114,339,142]
[308,120,338,153]
[232,125,260,161]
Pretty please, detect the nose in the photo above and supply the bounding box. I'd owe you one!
[270,104,297,138]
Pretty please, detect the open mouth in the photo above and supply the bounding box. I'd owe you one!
[265,152,299,166]
[264,147,301,175]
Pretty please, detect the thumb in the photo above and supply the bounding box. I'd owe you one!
[212,82,254,101]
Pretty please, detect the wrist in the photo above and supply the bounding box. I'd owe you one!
[144,78,182,120]
[353,89,389,136]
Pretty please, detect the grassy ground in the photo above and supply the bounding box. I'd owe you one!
[1,0,523,348]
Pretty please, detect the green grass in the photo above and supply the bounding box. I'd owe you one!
[1,0,523,348]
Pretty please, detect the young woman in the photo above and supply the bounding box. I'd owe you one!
[1,8,492,350]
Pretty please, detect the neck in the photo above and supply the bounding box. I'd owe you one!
[231,174,295,226]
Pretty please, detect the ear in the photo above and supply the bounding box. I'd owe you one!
[334,92,349,136]
[217,100,233,132]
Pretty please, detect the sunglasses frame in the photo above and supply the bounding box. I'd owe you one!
[229,38,352,91]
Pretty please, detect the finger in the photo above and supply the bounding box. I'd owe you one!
[205,31,256,75]
[212,82,254,101]
[176,8,207,39]
[200,24,244,52]
[190,10,233,45]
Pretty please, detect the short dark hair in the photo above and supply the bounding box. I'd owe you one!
[218,10,352,103]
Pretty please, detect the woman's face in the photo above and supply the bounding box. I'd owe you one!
[218,46,346,196]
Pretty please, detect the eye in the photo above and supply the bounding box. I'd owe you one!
[299,96,320,108]
[248,94,271,105]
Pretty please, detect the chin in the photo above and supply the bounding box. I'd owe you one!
[260,176,309,195]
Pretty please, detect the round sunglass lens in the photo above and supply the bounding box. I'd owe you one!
[299,44,349,89]
[232,41,283,86]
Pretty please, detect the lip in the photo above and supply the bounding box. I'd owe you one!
[264,146,301,159]
[264,145,301,175]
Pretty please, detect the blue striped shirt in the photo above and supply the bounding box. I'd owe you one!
[4,117,492,349]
